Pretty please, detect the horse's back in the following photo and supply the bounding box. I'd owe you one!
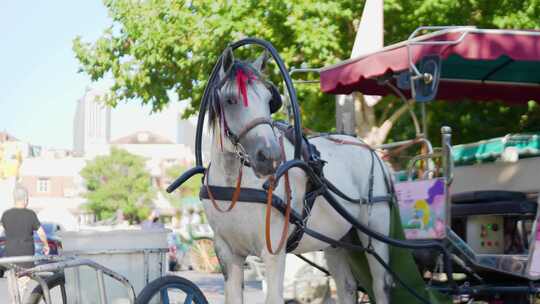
[289,135,381,253]
[309,135,381,194]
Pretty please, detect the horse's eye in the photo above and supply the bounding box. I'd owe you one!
[226,99,235,105]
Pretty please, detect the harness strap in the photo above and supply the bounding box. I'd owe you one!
[286,187,320,252]
[265,136,292,255]
[205,164,243,212]
[324,136,374,151]
[227,117,274,145]
[199,185,303,225]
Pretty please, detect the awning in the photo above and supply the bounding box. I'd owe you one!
[452,133,540,165]
[320,29,540,104]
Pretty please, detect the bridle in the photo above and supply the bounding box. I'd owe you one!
[213,67,278,166]
[223,116,276,166]
[207,72,293,254]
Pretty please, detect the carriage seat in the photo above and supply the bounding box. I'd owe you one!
[451,191,536,217]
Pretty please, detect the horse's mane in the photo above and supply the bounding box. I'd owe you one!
[208,61,263,130]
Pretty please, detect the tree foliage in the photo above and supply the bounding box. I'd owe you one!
[73,0,361,131]
[81,147,155,222]
[74,0,540,145]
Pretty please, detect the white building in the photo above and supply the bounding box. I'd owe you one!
[73,88,111,157]
[111,130,195,189]
[72,87,204,158]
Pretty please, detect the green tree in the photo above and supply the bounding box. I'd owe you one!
[74,0,540,146]
[81,147,155,223]
[73,0,361,132]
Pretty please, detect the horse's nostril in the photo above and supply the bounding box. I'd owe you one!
[256,149,268,162]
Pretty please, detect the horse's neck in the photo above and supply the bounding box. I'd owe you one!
[208,130,307,218]
[209,135,242,187]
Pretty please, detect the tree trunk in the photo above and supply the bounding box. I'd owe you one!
[354,94,411,146]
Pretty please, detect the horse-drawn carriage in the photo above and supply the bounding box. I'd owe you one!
[169,26,540,304]
[314,25,540,303]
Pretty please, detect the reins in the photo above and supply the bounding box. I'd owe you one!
[265,136,292,254]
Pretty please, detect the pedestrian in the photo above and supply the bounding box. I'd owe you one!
[141,209,165,231]
[0,185,49,299]
[1,185,50,259]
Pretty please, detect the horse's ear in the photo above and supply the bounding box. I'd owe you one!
[220,47,235,79]
[253,50,270,72]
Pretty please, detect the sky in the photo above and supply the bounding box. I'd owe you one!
[0,1,111,149]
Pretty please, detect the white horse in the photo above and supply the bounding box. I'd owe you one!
[202,48,392,304]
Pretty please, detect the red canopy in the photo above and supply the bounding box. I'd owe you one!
[320,28,540,104]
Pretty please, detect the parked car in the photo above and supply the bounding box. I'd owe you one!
[34,222,63,256]
[0,222,63,277]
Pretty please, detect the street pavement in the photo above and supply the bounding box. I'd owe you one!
[0,271,265,304]
[178,271,265,304]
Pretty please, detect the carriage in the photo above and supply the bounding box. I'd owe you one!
[164,26,540,304]
[313,26,540,303]
[161,26,540,304]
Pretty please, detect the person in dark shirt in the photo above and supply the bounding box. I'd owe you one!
[0,185,49,258]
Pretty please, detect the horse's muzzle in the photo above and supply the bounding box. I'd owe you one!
[251,144,281,177]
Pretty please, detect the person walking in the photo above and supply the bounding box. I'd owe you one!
[141,209,165,231]
[1,185,49,258]
[1,185,49,300]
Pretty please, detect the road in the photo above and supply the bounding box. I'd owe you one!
[0,271,265,304]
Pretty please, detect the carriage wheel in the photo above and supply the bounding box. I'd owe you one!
[190,238,220,273]
[26,272,67,304]
[136,275,208,304]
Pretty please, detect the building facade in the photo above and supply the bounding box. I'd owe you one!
[73,88,111,157]
[19,156,90,228]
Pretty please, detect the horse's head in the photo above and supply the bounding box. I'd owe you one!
[209,48,283,177]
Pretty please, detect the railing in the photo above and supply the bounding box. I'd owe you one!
[0,255,136,304]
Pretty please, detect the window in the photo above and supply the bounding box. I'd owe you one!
[37,178,50,193]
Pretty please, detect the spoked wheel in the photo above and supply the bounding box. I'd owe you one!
[26,272,67,304]
[136,275,208,304]
[190,238,220,273]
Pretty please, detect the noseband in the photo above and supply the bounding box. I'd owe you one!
[225,117,275,146]
[220,110,275,165]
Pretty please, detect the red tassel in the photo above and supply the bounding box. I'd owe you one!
[236,69,250,107]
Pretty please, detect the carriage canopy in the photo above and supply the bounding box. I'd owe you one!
[320,28,540,104]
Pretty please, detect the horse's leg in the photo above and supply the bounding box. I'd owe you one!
[214,235,246,304]
[357,203,392,304]
[324,247,358,304]
[261,250,286,304]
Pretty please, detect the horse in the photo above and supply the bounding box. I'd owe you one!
[201,48,393,304]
